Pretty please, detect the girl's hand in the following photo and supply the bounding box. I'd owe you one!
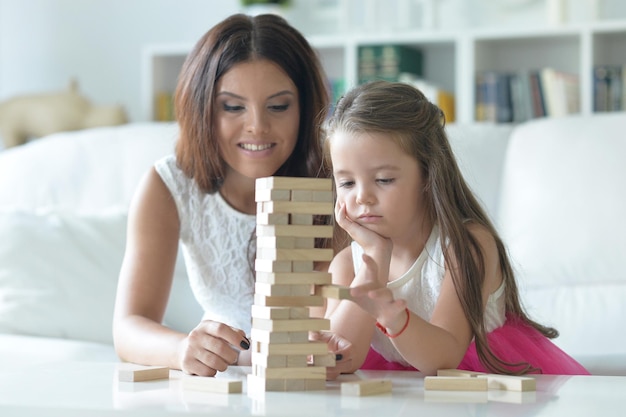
[178,320,250,376]
[350,254,407,327]
[309,331,353,380]
[335,202,392,259]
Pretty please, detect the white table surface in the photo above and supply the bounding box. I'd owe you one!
[0,361,623,417]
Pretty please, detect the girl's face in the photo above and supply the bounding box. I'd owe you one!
[214,59,300,181]
[331,131,428,241]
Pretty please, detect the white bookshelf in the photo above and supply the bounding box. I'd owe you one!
[142,20,626,123]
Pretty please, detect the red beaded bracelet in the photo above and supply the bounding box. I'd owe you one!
[376,308,410,339]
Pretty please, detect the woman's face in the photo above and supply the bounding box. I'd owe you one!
[214,59,300,181]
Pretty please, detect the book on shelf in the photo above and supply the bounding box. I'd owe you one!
[155,92,175,122]
[509,70,533,123]
[540,67,580,117]
[593,65,624,112]
[475,71,513,123]
[475,68,579,123]
[398,74,455,123]
[327,77,346,115]
[358,44,423,84]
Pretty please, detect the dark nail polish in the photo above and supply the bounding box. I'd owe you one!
[240,337,250,350]
[335,354,343,361]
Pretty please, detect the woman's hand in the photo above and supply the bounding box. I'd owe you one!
[178,320,250,376]
[309,331,353,380]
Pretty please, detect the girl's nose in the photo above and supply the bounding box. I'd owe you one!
[356,186,374,205]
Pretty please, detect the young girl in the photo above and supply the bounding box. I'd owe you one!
[323,80,589,376]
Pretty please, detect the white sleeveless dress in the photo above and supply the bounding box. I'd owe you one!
[350,224,506,367]
[155,155,257,335]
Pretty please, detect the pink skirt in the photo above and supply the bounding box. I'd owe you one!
[361,315,590,375]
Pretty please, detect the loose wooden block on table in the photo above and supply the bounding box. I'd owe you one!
[424,376,488,391]
[478,374,536,392]
[436,369,536,392]
[117,365,169,382]
[341,379,392,396]
[181,375,242,394]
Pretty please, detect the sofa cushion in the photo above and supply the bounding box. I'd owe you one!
[0,208,127,344]
[0,122,179,212]
[497,113,626,373]
[0,208,200,345]
[446,123,514,222]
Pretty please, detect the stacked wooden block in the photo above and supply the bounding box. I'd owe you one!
[247,176,337,393]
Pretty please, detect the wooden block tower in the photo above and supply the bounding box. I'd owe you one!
[247,176,336,393]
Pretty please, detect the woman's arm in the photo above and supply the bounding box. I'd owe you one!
[113,168,184,368]
[112,168,248,375]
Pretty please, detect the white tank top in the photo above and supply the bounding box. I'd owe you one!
[155,155,257,334]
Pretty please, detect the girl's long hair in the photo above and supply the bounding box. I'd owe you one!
[324,80,557,375]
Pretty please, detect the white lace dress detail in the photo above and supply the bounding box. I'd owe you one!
[155,155,257,335]
[351,224,506,367]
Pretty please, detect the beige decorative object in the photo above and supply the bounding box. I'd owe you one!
[0,80,127,148]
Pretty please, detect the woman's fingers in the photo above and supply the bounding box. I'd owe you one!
[180,321,250,375]
[310,331,354,380]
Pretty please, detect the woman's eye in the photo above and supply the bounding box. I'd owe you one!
[269,104,289,112]
[223,104,244,112]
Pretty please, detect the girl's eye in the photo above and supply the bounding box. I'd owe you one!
[223,104,244,112]
[376,178,395,185]
[337,180,354,188]
[269,104,289,112]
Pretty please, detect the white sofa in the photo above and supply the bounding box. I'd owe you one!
[0,115,624,375]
